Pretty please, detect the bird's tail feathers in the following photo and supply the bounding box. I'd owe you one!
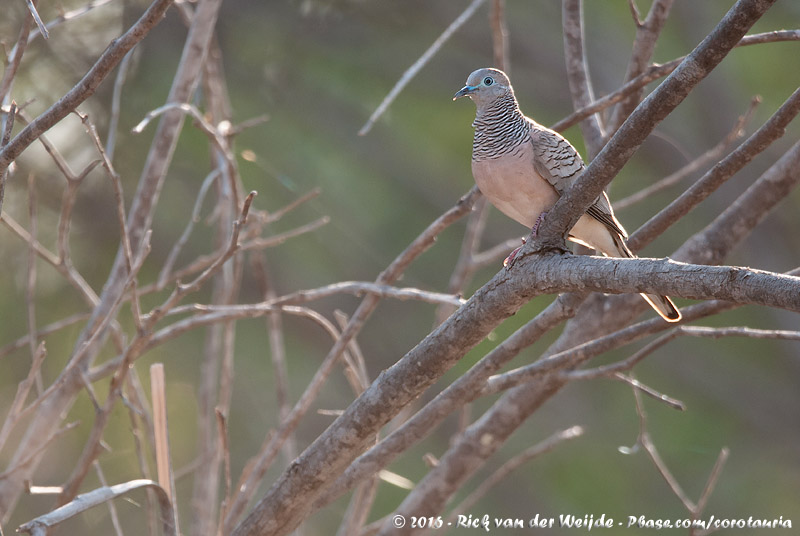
[640,293,682,323]
[610,234,682,323]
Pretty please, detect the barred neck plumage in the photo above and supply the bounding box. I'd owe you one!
[471,92,530,161]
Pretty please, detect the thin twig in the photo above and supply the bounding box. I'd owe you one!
[630,386,696,511]
[18,480,176,536]
[608,0,675,133]
[334,311,371,395]
[250,253,297,467]
[0,421,79,482]
[613,373,685,411]
[434,195,486,326]
[444,426,583,529]
[629,87,800,251]
[471,236,525,269]
[24,0,49,39]
[0,313,87,360]
[0,342,46,453]
[92,462,124,536]
[78,111,135,274]
[157,169,220,288]
[141,215,329,295]
[690,448,729,536]
[106,49,135,160]
[1,212,100,309]
[358,0,487,135]
[562,330,679,383]
[25,172,42,394]
[264,187,321,223]
[26,0,116,45]
[268,281,465,308]
[489,0,509,72]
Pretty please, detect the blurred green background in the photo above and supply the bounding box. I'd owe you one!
[1,0,799,533]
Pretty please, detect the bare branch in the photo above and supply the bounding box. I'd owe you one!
[489,0,509,72]
[269,281,465,308]
[471,236,525,269]
[313,294,584,515]
[630,88,800,251]
[0,0,176,176]
[25,172,42,394]
[18,480,176,536]
[105,46,134,160]
[78,111,134,273]
[609,0,675,132]
[562,330,679,381]
[534,0,779,254]
[562,0,605,158]
[0,421,79,482]
[512,254,800,313]
[692,448,730,534]
[250,253,296,472]
[614,96,758,210]
[0,313,88,360]
[358,0,487,135]
[158,170,220,287]
[26,0,116,44]
[0,342,46,453]
[631,387,696,511]
[229,187,480,534]
[238,216,330,252]
[23,0,49,40]
[612,374,686,411]
[434,195,487,325]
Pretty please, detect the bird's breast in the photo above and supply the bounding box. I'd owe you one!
[471,141,559,229]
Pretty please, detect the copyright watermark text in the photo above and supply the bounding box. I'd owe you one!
[386,513,793,531]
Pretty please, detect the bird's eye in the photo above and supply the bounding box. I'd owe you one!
[483,76,494,86]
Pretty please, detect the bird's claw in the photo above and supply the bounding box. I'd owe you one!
[503,237,526,269]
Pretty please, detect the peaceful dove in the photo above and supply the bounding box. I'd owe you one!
[454,67,681,323]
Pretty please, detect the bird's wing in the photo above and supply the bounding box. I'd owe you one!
[528,122,584,195]
[528,121,627,239]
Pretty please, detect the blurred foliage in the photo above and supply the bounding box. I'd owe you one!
[1,0,799,533]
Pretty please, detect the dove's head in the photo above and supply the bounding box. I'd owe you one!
[453,68,513,108]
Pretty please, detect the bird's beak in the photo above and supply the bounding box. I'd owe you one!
[453,85,477,101]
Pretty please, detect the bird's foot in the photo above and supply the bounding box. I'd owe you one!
[503,213,551,269]
[503,237,527,269]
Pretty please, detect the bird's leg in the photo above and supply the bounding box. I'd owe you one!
[503,212,548,269]
[531,211,547,237]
